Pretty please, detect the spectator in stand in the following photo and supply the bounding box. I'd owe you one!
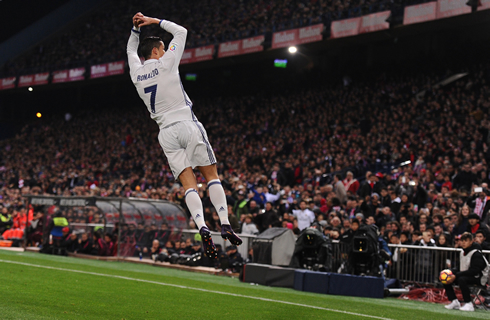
[360,193,381,219]
[290,200,315,231]
[155,222,171,246]
[241,214,259,235]
[77,233,93,254]
[104,233,115,256]
[452,164,478,192]
[375,206,393,229]
[474,230,490,250]
[412,231,422,245]
[359,173,376,198]
[466,214,490,238]
[233,190,249,221]
[163,240,177,255]
[255,202,280,233]
[65,233,79,252]
[248,200,260,217]
[225,245,243,273]
[387,187,401,216]
[333,174,347,205]
[26,211,43,246]
[91,230,108,256]
[189,241,203,255]
[226,204,240,233]
[468,187,490,222]
[436,232,453,248]
[149,239,162,260]
[343,171,359,195]
[250,185,266,208]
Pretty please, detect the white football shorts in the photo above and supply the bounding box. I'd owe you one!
[158,120,216,179]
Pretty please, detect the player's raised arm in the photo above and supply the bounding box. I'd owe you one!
[136,14,187,68]
[126,12,144,74]
[159,19,187,67]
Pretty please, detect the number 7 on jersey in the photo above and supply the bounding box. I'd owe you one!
[144,85,157,113]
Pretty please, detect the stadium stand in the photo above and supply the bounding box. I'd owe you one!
[1,1,490,297]
[1,0,430,77]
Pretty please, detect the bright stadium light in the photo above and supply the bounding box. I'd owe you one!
[288,46,297,53]
[28,87,33,92]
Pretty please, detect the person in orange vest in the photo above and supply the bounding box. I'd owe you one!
[13,206,29,230]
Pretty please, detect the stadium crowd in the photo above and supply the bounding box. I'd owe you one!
[1,0,428,76]
[1,59,490,262]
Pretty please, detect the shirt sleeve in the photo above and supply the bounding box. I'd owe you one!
[159,20,187,71]
[127,27,141,76]
[266,192,281,203]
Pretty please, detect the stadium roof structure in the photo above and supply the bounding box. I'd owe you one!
[23,195,188,229]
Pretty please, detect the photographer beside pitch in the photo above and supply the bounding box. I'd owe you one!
[126,12,242,259]
[443,232,488,312]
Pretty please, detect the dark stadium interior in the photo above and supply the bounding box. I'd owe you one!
[1,2,490,307]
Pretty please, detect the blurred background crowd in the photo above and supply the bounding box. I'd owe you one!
[0,0,430,77]
[2,61,490,256]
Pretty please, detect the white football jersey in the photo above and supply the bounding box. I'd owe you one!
[127,20,194,129]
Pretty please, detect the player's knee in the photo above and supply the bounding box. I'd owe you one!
[457,277,468,286]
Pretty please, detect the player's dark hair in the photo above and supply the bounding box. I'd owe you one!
[139,36,163,60]
[460,232,473,241]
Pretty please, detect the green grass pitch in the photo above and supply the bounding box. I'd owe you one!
[0,250,487,319]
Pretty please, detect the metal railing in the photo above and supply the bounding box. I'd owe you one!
[182,230,490,285]
[386,244,490,284]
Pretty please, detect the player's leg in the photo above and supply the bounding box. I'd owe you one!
[198,164,242,246]
[158,126,217,258]
[178,167,206,230]
[443,282,460,309]
[178,167,217,259]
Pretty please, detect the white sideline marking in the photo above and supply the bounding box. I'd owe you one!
[0,259,393,320]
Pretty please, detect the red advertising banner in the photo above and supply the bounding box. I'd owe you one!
[180,49,194,65]
[437,0,471,18]
[218,40,241,58]
[18,72,49,87]
[272,24,324,48]
[359,11,391,34]
[297,24,324,44]
[180,45,214,64]
[478,0,490,10]
[241,35,265,54]
[0,77,16,90]
[52,67,85,84]
[193,45,215,63]
[272,29,297,49]
[330,18,361,38]
[218,36,265,58]
[404,2,437,25]
[90,61,124,79]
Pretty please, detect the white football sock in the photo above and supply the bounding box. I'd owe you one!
[184,188,206,230]
[207,179,230,225]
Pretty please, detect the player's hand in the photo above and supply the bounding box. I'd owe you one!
[133,12,144,28]
[446,274,456,285]
[137,15,160,27]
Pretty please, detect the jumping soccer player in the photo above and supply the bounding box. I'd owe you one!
[127,12,242,258]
